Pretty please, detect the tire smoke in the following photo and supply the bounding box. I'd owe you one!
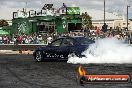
[67,38,132,64]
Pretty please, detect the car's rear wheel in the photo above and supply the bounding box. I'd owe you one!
[35,51,43,62]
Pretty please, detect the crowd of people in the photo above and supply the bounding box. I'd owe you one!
[88,27,130,40]
[0,27,132,44]
[0,33,50,44]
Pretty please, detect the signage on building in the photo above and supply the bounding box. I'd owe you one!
[18,21,27,34]
[30,10,36,17]
[66,7,80,15]
[13,12,18,18]
[60,8,66,15]
[62,21,66,29]
[42,4,53,10]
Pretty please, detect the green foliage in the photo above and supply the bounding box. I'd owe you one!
[0,19,9,27]
[81,12,92,29]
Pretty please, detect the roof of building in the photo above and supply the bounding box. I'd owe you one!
[81,9,123,21]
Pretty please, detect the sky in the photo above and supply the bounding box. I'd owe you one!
[0,0,132,20]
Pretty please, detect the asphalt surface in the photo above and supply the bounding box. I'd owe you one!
[0,54,132,88]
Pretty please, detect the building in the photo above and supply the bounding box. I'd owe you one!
[10,4,82,35]
[81,9,132,30]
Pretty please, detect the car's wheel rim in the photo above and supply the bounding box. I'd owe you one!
[36,51,42,61]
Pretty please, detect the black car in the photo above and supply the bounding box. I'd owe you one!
[33,36,95,62]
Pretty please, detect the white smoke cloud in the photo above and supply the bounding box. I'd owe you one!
[67,38,132,64]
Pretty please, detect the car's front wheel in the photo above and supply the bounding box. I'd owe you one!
[35,51,43,62]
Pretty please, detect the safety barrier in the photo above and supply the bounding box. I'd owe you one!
[0,44,47,50]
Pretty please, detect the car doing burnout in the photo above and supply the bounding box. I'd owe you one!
[33,36,95,62]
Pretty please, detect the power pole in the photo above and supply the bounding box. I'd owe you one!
[127,5,130,30]
[104,0,106,25]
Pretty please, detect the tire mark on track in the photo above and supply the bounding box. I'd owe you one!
[0,63,58,88]
[36,63,77,83]
[36,63,86,88]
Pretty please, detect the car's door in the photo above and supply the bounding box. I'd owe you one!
[45,38,62,59]
[57,38,75,59]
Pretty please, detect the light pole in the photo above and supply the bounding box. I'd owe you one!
[127,5,130,30]
[104,0,106,25]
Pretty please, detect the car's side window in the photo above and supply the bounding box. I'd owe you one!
[61,38,74,46]
[50,39,62,46]
[80,39,94,45]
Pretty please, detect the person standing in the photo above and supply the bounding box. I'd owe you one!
[47,35,53,44]
[96,27,100,38]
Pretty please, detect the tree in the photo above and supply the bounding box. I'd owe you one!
[0,20,9,27]
[81,12,92,29]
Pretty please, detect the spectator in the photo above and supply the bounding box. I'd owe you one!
[96,27,100,38]
[3,35,8,44]
[37,35,43,44]
[25,37,29,44]
[0,36,3,44]
[47,35,53,44]
[102,23,108,33]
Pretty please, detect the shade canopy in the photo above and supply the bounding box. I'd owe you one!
[0,30,9,35]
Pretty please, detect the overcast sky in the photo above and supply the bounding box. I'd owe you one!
[0,0,132,20]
